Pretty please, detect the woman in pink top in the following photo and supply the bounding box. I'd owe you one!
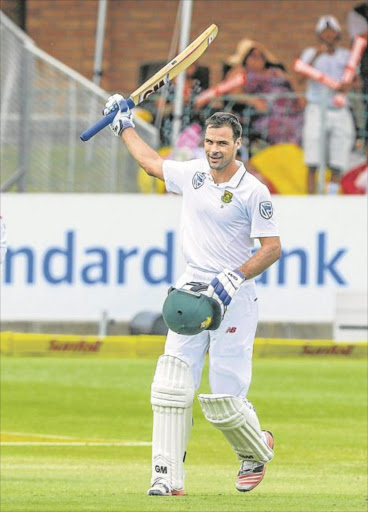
[224,40,304,147]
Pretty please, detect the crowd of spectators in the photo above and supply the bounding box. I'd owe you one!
[144,6,368,195]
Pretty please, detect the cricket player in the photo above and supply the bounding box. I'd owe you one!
[103,96,281,496]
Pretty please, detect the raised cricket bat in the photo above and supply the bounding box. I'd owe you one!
[80,24,218,141]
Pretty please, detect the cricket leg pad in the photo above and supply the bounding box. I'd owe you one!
[150,355,194,491]
[198,394,274,463]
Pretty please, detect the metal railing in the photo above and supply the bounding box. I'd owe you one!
[148,83,367,194]
[1,11,366,194]
[150,85,367,155]
[0,12,159,193]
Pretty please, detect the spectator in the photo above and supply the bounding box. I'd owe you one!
[348,3,368,94]
[297,15,355,194]
[224,39,304,148]
[347,3,368,147]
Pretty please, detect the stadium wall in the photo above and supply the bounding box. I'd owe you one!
[1,0,358,94]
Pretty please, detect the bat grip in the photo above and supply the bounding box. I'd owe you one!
[80,97,135,141]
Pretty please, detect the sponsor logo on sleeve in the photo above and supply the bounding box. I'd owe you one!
[259,201,273,219]
[192,172,206,189]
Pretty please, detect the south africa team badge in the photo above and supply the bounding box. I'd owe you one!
[221,190,233,203]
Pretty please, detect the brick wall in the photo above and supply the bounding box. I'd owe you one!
[2,0,359,93]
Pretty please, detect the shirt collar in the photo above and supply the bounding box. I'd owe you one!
[206,161,247,188]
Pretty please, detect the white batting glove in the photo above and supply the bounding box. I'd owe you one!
[207,268,246,315]
[103,94,135,136]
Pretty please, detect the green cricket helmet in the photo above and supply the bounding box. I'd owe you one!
[162,282,222,336]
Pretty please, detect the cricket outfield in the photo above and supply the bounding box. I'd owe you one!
[1,356,366,512]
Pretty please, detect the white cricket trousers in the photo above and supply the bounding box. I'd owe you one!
[164,272,259,398]
[302,104,355,172]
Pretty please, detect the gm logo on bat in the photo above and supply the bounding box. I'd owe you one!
[139,74,170,102]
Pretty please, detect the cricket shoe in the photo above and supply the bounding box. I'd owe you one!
[236,431,274,492]
[147,478,186,496]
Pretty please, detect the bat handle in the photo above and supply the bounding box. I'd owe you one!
[80,97,135,141]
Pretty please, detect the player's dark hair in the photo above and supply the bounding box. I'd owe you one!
[205,112,242,141]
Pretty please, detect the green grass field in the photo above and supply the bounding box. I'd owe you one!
[1,356,366,512]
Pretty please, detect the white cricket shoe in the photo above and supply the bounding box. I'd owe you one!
[236,431,274,492]
[147,478,186,496]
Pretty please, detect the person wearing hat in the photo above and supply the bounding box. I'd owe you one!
[298,15,356,194]
[101,98,281,496]
[222,39,304,149]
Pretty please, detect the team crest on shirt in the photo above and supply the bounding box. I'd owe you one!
[221,190,233,203]
[259,201,273,219]
[192,172,206,189]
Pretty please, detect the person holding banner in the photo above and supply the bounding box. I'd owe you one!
[347,3,368,146]
[297,15,355,194]
[348,3,368,95]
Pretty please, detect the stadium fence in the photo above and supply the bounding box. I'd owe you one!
[1,11,366,194]
[0,11,159,193]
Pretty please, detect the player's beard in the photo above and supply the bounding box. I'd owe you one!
[206,151,233,172]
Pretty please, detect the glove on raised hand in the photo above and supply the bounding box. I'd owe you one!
[103,93,135,136]
[207,268,246,316]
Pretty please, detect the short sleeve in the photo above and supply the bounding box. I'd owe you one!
[162,160,188,194]
[300,47,316,65]
[248,185,279,239]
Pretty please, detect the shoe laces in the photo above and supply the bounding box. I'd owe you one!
[239,459,263,474]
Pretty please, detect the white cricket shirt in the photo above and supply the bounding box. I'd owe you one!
[163,159,279,278]
[300,47,351,107]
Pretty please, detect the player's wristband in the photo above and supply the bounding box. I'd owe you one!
[234,269,246,280]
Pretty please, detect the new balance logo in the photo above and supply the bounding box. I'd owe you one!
[155,465,168,474]
[226,327,237,333]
